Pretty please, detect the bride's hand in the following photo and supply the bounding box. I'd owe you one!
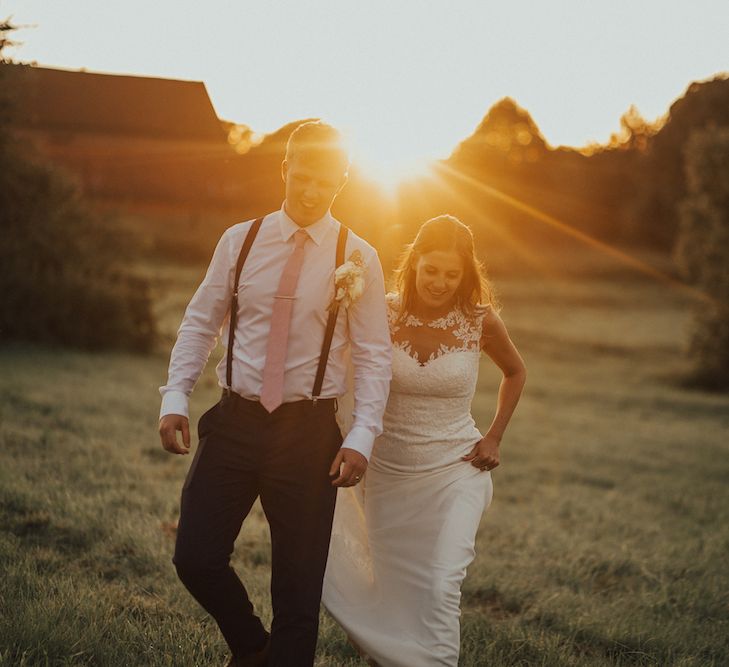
[462,435,500,471]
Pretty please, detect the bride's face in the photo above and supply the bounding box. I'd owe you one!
[413,250,464,311]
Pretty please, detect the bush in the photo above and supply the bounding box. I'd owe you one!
[675,127,729,388]
[0,150,156,351]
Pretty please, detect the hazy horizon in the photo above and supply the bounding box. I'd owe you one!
[4,0,728,184]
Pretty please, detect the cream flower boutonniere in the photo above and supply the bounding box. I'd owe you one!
[329,249,365,310]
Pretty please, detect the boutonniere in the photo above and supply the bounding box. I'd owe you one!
[329,250,365,310]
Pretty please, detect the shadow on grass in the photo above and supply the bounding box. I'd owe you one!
[1,489,105,556]
[463,585,528,619]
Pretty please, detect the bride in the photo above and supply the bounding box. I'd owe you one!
[323,214,527,666]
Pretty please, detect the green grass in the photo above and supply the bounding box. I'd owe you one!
[1,259,728,666]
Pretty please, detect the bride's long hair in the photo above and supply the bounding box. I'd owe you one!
[392,214,498,319]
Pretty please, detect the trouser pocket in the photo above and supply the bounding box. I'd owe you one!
[196,401,220,440]
[182,437,207,491]
[183,402,220,491]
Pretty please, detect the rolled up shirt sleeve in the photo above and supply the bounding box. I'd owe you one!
[159,228,237,419]
[341,247,392,460]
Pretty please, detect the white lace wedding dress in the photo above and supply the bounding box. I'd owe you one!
[323,293,494,666]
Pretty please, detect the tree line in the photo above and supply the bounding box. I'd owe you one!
[1,15,727,385]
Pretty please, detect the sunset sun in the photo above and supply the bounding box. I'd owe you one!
[346,124,438,193]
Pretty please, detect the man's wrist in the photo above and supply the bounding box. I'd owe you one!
[160,390,190,420]
[341,425,375,461]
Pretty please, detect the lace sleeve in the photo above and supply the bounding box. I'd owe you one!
[385,292,400,334]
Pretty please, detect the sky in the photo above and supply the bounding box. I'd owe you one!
[4,0,729,183]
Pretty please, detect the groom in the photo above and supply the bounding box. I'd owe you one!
[158,121,391,667]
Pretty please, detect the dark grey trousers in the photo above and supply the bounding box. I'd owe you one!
[172,393,342,666]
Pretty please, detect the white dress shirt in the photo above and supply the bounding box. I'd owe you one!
[159,204,392,460]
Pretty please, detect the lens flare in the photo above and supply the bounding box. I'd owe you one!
[344,124,438,194]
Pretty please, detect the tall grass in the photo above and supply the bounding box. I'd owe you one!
[1,260,727,666]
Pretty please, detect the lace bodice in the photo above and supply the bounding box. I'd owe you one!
[386,293,484,366]
[370,293,487,472]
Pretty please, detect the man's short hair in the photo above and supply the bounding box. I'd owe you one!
[285,121,349,173]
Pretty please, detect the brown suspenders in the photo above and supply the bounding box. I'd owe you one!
[225,216,349,402]
[225,216,264,391]
[313,222,348,400]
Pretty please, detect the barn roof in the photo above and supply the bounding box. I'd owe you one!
[4,63,227,142]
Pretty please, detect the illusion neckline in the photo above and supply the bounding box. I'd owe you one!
[393,341,481,368]
[400,306,465,330]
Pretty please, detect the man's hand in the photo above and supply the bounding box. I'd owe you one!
[329,447,367,487]
[159,414,191,455]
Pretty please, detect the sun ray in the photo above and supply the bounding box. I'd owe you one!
[342,121,440,195]
[413,169,563,281]
[433,162,714,306]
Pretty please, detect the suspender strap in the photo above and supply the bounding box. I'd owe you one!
[312,223,349,400]
[226,217,264,392]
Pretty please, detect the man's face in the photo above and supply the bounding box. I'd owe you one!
[282,152,347,227]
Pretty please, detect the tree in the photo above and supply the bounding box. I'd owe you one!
[608,105,663,152]
[0,17,18,141]
[675,127,729,388]
[0,20,156,351]
[637,77,729,249]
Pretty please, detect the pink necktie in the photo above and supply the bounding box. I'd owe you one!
[260,229,309,412]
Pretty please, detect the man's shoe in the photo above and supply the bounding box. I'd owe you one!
[223,636,270,667]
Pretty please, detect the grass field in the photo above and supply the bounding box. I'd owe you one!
[1,253,728,666]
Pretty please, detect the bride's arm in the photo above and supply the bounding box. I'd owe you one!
[462,309,526,470]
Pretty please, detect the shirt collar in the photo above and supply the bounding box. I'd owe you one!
[279,203,336,246]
